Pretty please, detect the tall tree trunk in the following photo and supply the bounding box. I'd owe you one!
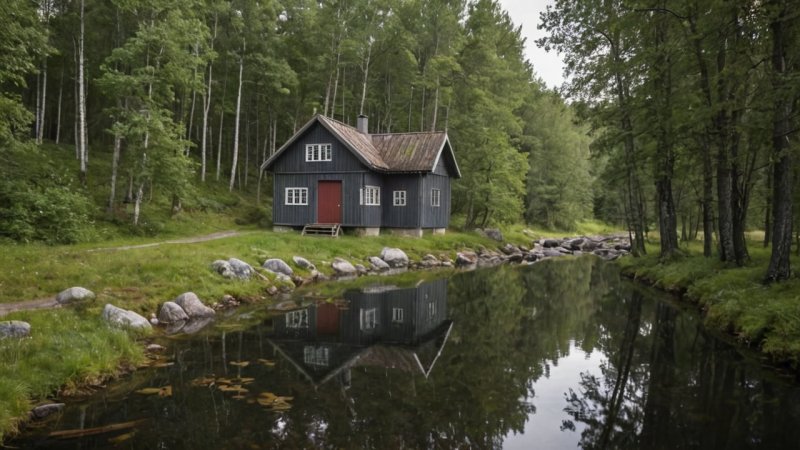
[216,66,229,182]
[37,58,48,144]
[430,76,439,132]
[108,102,124,212]
[702,135,715,257]
[200,14,217,182]
[55,67,63,144]
[77,0,88,185]
[765,1,793,282]
[764,168,772,247]
[229,41,245,192]
[358,38,373,116]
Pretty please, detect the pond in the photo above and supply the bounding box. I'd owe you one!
[12,256,800,449]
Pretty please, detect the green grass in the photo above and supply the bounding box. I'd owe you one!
[0,309,145,441]
[618,240,800,365]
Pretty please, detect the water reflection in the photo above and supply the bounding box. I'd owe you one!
[268,280,452,387]
[12,257,800,449]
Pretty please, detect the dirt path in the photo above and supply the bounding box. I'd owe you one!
[0,230,248,317]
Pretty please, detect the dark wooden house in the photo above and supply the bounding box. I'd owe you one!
[260,114,461,236]
[266,278,452,387]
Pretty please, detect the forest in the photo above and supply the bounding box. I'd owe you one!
[0,0,798,281]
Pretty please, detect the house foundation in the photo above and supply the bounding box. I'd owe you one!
[390,228,424,238]
[432,228,446,235]
[272,225,293,233]
[354,227,380,237]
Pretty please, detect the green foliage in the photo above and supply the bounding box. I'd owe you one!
[0,309,145,441]
[619,241,800,365]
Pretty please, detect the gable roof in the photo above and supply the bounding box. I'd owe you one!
[260,114,461,177]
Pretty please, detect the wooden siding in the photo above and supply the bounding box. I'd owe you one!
[421,174,451,228]
[271,122,368,173]
[274,173,366,226]
[381,174,422,228]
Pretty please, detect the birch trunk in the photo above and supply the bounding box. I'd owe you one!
[55,67,63,144]
[358,38,373,116]
[38,59,48,144]
[200,14,217,182]
[229,41,245,192]
[77,0,88,184]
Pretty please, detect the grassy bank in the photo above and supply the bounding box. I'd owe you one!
[0,223,546,442]
[618,242,800,366]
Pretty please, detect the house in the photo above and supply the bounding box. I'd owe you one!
[266,278,453,387]
[259,114,461,236]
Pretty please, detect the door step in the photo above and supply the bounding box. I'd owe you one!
[301,223,341,237]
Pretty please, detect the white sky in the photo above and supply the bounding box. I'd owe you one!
[498,0,566,90]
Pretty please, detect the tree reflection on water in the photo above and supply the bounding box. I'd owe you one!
[13,257,800,449]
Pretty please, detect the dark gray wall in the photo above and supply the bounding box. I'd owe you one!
[421,173,451,228]
[274,173,366,226]
[271,123,367,173]
[381,174,422,228]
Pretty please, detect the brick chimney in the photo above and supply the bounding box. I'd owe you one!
[357,114,368,134]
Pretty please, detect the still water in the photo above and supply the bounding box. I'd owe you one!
[13,257,800,449]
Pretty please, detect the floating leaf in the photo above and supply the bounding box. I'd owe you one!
[233,377,255,384]
[135,386,172,397]
[229,361,250,367]
[215,378,233,385]
[257,359,275,367]
[218,385,248,394]
[190,376,216,387]
[108,431,136,444]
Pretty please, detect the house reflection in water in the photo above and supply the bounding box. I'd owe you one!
[268,278,452,388]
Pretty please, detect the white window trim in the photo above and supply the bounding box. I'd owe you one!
[392,307,404,323]
[303,346,330,367]
[285,187,308,205]
[360,308,377,330]
[361,185,380,206]
[305,143,332,162]
[393,190,406,206]
[431,189,441,207]
[286,309,309,328]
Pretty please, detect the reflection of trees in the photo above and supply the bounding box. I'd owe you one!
[563,290,645,450]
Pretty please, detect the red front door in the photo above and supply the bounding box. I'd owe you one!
[317,180,342,223]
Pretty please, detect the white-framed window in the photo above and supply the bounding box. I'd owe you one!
[393,190,406,206]
[285,187,308,205]
[305,143,332,162]
[428,302,436,320]
[431,189,441,207]
[392,307,404,323]
[303,346,330,367]
[360,308,377,330]
[360,186,380,206]
[286,309,309,328]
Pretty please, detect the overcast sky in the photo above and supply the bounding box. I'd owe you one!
[498,0,565,89]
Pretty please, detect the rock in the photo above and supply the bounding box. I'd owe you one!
[146,344,165,352]
[508,253,524,263]
[292,256,316,271]
[55,287,95,305]
[263,258,293,276]
[228,258,255,279]
[164,321,186,335]
[158,301,189,324]
[355,264,368,275]
[31,403,65,420]
[0,321,31,339]
[544,249,564,258]
[310,269,329,281]
[266,286,279,296]
[332,257,357,275]
[380,247,409,268]
[500,243,520,255]
[555,246,572,254]
[272,300,299,311]
[441,260,454,268]
[149,314,159,326]
[102,304,151,330]
[581,240,600,252]
[368,256,390,271]
[543,239,560,248]
[482,228,504,242]
[568,238,585,251]
[419,254,440,268]
[173,292,215,318]
[211,260,235,279]
[456,251,478,267]
[181,317,214,335]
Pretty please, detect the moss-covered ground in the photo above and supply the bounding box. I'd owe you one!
[618,241,800,366]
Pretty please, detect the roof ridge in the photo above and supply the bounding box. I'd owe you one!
[318,114,359,131]
[371,130,446,136]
